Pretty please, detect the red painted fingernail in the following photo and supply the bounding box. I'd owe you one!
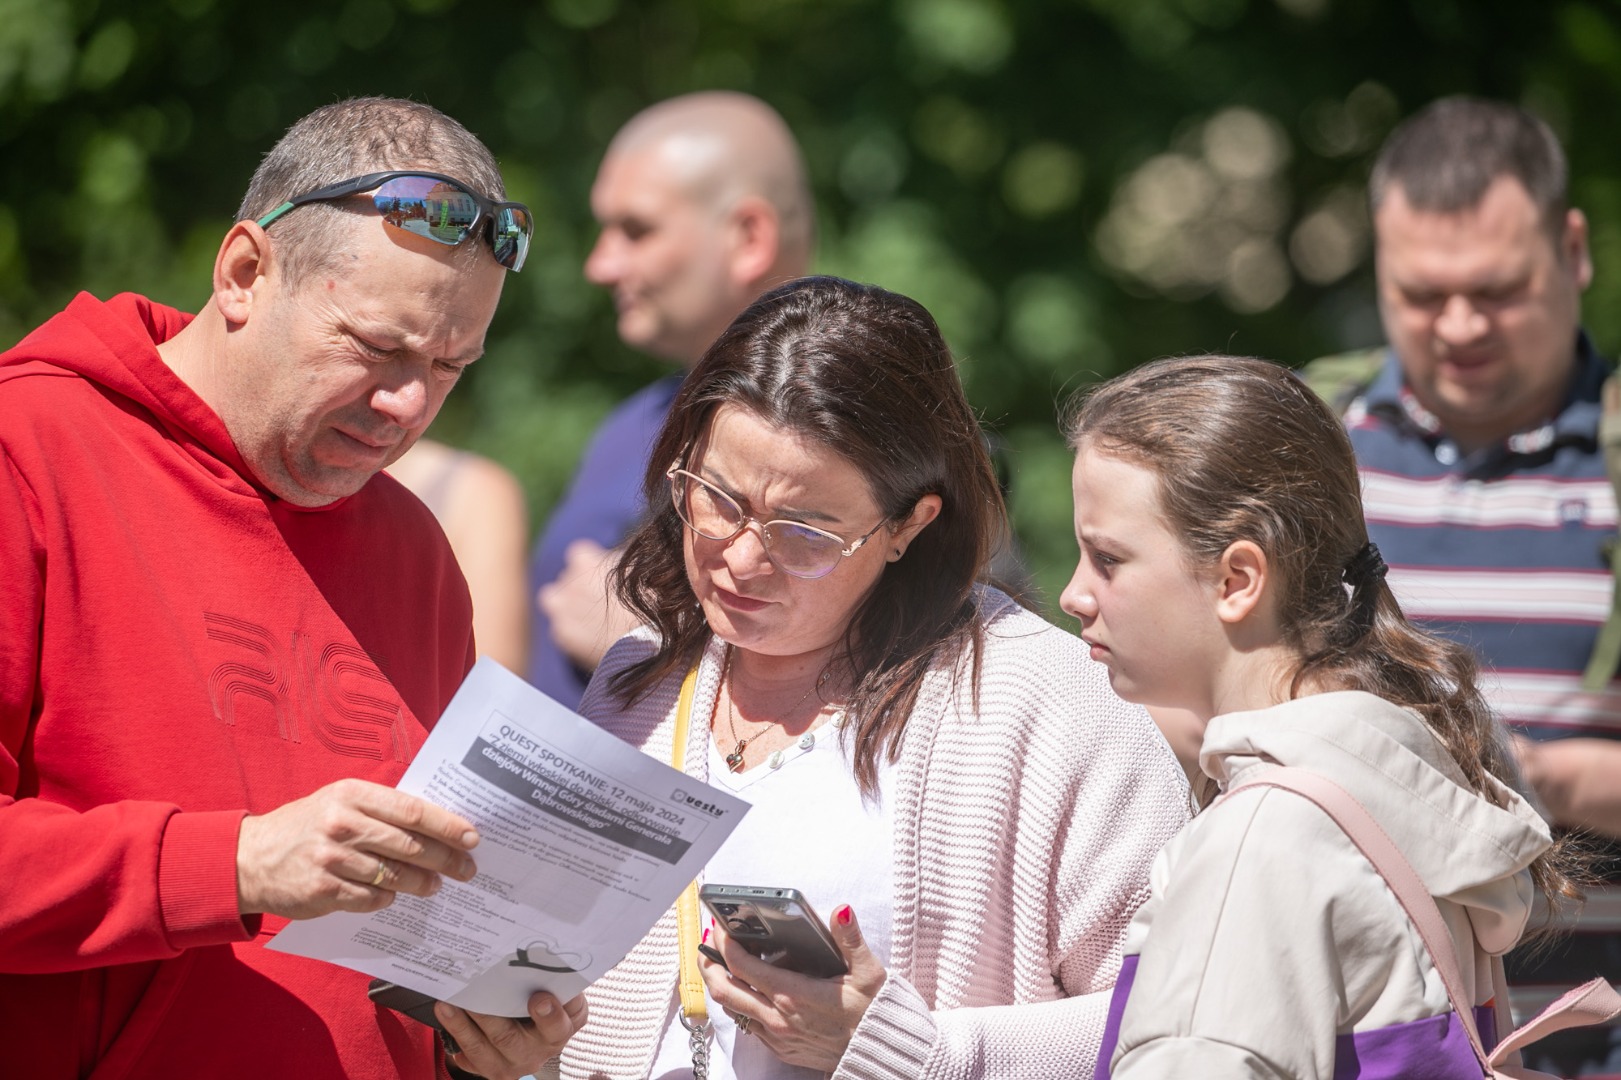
[702,927,710,944]
[834,905,853,927]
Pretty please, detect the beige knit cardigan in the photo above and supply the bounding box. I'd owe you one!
[553,590,1190,1080]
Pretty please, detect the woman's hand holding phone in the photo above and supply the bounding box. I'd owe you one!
[699,885,848,978]
[697,903,889,1073]
[696,939,728,969]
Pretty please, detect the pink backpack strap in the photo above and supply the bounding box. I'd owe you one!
[1486,956,1621,1066]
[1232,768,1621,1078]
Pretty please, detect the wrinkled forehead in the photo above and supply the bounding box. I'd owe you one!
[688,403,814,464]
[687,402,885,501]
[337,228,504,340]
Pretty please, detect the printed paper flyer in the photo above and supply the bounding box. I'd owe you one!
[269,658,747,1015]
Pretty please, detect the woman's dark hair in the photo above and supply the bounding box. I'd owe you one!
[609,275,1008,796]
[1065,354,1584,929]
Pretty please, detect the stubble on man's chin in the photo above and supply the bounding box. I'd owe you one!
[252,454,373,508]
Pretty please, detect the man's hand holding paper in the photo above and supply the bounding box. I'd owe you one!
[268,658,749,1023]
[238,778,481,918]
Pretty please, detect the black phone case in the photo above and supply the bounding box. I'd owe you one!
[368,980,448,1029]
[367,979,461,1055]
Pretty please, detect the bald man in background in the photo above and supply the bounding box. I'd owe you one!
[529,92,815,706]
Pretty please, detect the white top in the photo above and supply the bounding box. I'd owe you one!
[648,709,896,1079]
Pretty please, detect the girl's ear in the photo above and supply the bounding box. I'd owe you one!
[1214,539,1268,625]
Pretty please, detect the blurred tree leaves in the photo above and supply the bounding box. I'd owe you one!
[3,0,1619,610]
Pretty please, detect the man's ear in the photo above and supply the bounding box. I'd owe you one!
[726,195,783,288]
[887,494,943,562]
[1563,208,1594,291]
[212,221,272,326]
[1213,539,1269,625]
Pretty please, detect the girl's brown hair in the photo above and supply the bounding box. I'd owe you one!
[1065,354,1583,928]
[608,275,1008,796]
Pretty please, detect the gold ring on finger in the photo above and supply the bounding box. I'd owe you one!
[370,858,389,887]
[737,1014,753,1036]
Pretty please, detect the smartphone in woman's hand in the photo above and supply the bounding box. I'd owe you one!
[698,884,848,979]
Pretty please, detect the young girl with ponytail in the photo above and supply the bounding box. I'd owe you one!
[1066,355,1588,1078]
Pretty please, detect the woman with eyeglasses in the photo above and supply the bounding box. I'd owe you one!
[552,275,1189,1080]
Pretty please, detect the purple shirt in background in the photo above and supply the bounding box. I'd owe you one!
[527,375,683,707]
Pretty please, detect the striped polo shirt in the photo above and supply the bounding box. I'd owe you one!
[1345,335,1620,744]
[1344,338,1621,1065]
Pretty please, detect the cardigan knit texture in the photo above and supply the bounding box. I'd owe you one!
[555,589,1191,1080]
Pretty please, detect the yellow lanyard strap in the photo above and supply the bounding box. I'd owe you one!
[671,667,709,1026]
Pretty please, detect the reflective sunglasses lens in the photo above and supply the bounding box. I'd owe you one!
[370,176,477,247]
[493,206,532,271]
[767,523,844,578]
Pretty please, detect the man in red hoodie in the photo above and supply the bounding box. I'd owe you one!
[0,98,584,1079]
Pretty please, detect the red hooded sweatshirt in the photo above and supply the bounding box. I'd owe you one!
[0,293,476,1078]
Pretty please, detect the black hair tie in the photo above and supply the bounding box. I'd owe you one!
[1343,541,1387,588]
[1339,541,1387,641]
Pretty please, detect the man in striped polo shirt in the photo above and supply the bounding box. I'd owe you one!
[1334,96,1619,1072]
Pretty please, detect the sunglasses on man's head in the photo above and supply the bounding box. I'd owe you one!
[255,171,533,271]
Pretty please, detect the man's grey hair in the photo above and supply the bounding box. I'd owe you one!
[237,97,507,286]
[1369,96,1569,235]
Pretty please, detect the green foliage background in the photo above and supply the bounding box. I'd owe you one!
[4,0,1621,610]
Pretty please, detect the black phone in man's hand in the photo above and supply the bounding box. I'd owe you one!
[367,979,463,1055]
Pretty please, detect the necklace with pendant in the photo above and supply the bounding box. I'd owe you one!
[721,646,832,773]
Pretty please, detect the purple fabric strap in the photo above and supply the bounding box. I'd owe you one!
[1095,955,1491,1079]
[1333,1006,1498,1079]
[1094,954,1137,1079]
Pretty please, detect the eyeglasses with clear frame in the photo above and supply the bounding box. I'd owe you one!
[666,462,887,579]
